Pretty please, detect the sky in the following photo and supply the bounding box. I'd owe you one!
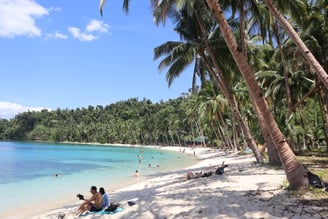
[0,0,194,119]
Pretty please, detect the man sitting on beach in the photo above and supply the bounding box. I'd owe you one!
[77,186,103,215]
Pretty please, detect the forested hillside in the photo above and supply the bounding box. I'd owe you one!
[0,97,199,145]
[0,92,326,152]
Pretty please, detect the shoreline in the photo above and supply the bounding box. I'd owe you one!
[30,147,292,219]
[8,142,321,219]
[0,143,200,219]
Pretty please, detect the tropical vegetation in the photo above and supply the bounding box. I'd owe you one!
[0,0,327,190]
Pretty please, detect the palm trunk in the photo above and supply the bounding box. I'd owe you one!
[288,85,318,117]
[265,0,328,90]
[214,120,225,146]
[206,0,308,189]
[253,96,281,165]
[237,5,280,164]
[318,86,328,153]
[216,112,234,150]
[194,9,263,162]
[239,0,247,58]
[240,5,281,164]
[272,21,293,117]
[177,132,182,146]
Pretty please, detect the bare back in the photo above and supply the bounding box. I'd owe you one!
[90,192,102,209]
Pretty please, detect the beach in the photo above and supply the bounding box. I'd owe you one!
[29,146,324,219]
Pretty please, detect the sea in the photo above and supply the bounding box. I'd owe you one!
[0,141,196,217]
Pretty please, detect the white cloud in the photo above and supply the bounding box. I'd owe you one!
[0,0,49,38]
[69,19,109,42]
[46,31,68,40]
[86,19,109,33]
[0,102,50,119]
[68,27,97,42]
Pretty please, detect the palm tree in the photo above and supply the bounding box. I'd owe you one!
[153,2,264,162]
[98,0,310,189]
[264,0,328,90]
[198,82,236,149]
[203,0,309,189]
[229,1,282,165]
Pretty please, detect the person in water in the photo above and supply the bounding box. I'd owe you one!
[138,154,143,164]
[77,186,103,215]
[99,187,109,209]
[135,170,139,177]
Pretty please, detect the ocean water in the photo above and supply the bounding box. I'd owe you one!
[0,141,196,216]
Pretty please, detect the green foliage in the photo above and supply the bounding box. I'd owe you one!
[0,98,196,145]
[1,0,327,155]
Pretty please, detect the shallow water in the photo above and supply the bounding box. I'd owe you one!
[0,141,196,215]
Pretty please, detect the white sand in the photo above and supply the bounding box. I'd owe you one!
[22,147,310,219]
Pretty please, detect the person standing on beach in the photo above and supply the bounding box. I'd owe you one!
[77,186,102,215]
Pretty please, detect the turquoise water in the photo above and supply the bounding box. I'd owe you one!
[0,141,195,216]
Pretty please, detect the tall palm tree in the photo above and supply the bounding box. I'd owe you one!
[264,0,328,90]
[229,1,282,165]
[204,0,309,189]
[98,0,310,189]
[198,81,236,149]
[153,2,264,162]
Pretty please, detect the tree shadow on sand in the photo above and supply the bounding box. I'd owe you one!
[105,161,327,219]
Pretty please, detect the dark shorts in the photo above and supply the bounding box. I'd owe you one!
[90,206,102,212]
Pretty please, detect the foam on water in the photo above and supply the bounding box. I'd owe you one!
[0,141,195,216]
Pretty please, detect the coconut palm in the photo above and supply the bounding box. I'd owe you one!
[203,0,308,189]
[264,0,328,89]
[98,0,310,188]
[153,2,264,162]
[198,81,236,149]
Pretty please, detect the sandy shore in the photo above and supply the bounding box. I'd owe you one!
[26,146,325,219]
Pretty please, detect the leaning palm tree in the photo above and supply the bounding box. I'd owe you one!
[98,0,310,189]
[204,0,309,189]
[153,3,264,162]
[264,0,328,90]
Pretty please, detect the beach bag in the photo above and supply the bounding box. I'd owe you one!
[308,171,324,188]
[215,164,228,175]
[105,203,120,212]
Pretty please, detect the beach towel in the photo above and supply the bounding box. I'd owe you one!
[79,207,124,217]
[98,207,125,215]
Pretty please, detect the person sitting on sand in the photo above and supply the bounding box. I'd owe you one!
[99,187,109,209]
[186,171,213,180]
[135,170,139,177]
[77,186,103,215]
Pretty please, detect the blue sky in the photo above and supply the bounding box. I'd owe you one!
[0,0,194,119]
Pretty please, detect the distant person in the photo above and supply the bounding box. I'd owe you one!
[76,186,103,215]
[186,171,203,180]
[148,163,151,168]
[135,170,139,177]
[99,187,109,209]
[186,171,213,180]
[157,164,160,168]
[138,154,142,164]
